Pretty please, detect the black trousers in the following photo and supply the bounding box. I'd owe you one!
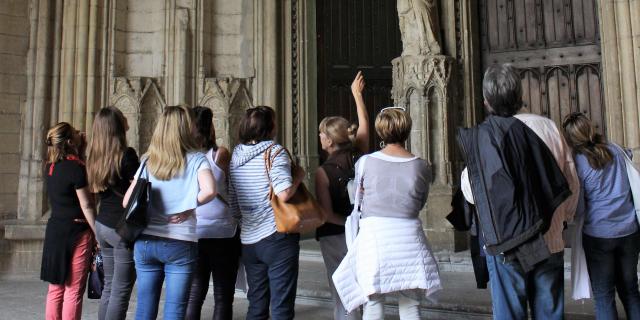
[185,233,241,320]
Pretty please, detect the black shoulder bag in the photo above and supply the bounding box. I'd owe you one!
[116,160,151,245]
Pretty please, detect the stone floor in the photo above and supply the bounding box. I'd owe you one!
[0,248,621,319]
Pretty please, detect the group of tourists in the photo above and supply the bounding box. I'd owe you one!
[38,63,640,320]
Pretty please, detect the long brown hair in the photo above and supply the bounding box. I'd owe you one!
[86,106,128,193]
[46,122,78,163]
[146,105,199,180]
[562,112,613,170]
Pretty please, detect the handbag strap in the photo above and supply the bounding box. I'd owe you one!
[137,159,149,180]
[263,143,293,200]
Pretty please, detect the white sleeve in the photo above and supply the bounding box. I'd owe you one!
[461,167,475,204]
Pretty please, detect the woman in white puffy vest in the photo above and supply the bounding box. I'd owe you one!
[332,107,442,320]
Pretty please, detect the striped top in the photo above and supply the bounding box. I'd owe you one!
[228,141,293,244]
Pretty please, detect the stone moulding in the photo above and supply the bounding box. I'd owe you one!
[109,77,166,153]
[392,55,453,106]
[197,77,254,148]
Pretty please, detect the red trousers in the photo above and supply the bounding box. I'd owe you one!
[45,230,94,320]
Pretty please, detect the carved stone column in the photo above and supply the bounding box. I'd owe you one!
[58,0,108,131]
[392,55,459,251]
[598,0,640,153]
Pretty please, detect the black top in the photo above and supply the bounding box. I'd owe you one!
[316,148,361,239]
[46,158,88,219]
[96,147,140,228]
[41,157,90,284]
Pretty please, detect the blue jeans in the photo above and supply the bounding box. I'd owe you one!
[486,251,564,320]
[242,232,300,320]
[133,235,197,320]
[583,231,640,320]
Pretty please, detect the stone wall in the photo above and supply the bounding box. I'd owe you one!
[0,0,29,221]
[113,0,166,77]
[204,0,253,78]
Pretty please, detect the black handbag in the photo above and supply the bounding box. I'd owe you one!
[87,251,104,299]
[116,160,151,245]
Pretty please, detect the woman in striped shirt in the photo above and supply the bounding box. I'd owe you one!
[228,106,305,320]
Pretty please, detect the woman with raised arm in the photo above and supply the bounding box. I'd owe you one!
[41,122,97,320]
[333,108,441,320]
[315,71,369,320]
[563,112,640,319]
[227,105,305,320]
[185,106,240,320]
[122,105,217,320]
[86,106,139,320]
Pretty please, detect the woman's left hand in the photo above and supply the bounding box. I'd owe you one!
[168,212,192,224]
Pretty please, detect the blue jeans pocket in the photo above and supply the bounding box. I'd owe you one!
[163,239,197,267]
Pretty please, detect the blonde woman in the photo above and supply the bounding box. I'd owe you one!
[333,108,441,320]
[123,105,217,320]
[86,106,139,320]
[41,122,97,320]
[315,71,368,320]
[563,112,640,319]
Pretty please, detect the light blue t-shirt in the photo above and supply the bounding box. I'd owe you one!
[576,144,638,238]
[135,152,211,242]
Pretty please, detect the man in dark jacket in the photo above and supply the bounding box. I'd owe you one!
[457,64,572,320]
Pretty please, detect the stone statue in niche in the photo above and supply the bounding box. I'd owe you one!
[397,0,442,56]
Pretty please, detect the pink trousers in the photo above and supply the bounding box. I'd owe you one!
[45,230,94,320]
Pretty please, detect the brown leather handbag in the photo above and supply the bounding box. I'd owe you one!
[264,144,325,234]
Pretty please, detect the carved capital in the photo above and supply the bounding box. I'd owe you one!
[392,55,454,107]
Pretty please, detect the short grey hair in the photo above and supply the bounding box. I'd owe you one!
[482,64,523,116]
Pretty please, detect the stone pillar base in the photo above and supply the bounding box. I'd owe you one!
[1,222,46,279]
[421,184,467,252]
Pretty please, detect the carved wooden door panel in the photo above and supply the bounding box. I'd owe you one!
[317,0,402,158]
[479,0,604,132]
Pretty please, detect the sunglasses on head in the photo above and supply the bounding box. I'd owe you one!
[379,106,406,113]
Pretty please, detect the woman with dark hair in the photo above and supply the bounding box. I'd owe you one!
[86,106,139,320]
[563,112,640,319]
[185,106,240,320]
[228,106,305,320]
[41,122,97,320]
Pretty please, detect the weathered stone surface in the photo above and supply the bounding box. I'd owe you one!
[0,134,19,153]
[0,174,19,194]
[0,35,28,55]
[0,114,21,134]
[0,15,29,37]
[0,154,19,174]
[0,0,28,17]
[4,224,46,240]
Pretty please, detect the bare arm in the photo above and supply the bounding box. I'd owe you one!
[215,147,231,176]
[122,178,136,208]
[197,169,217,205]
[352,71,369,153]
[315,168,346,225]
[276,165,305,202]
[76,187,97,236]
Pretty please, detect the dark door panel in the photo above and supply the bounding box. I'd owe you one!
[317,0,402,160]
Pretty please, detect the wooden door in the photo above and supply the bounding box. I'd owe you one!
[317,0,402,159]
[479,0,604,132]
